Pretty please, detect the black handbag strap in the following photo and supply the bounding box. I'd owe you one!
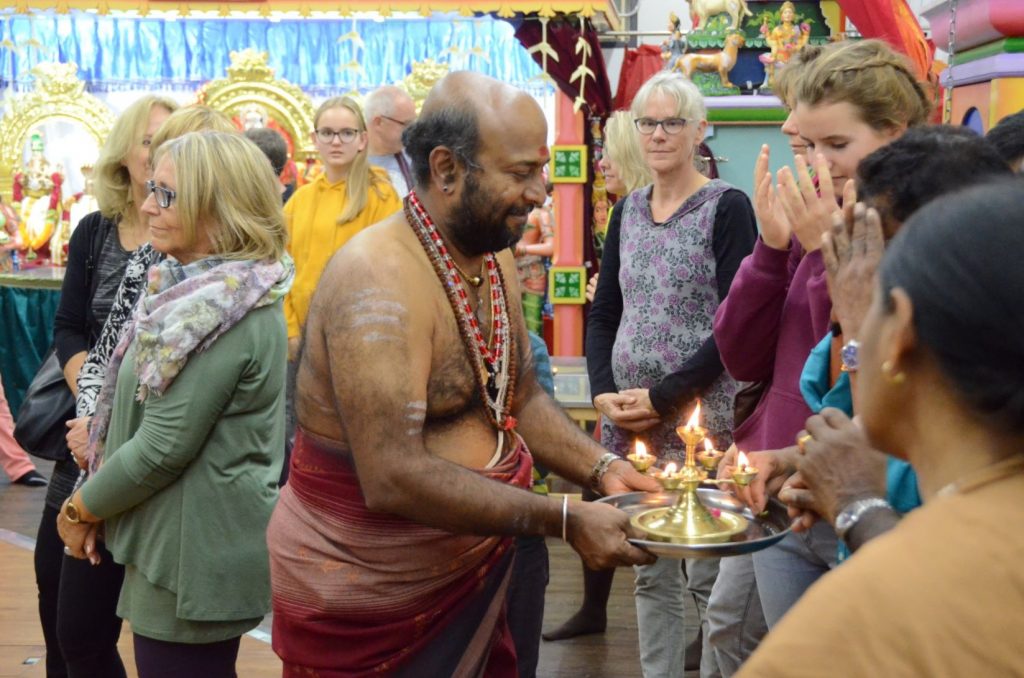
[85,214,112,300]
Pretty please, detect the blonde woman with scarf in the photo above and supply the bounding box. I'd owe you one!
[56,131,293,677]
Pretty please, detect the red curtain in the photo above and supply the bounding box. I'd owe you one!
[513,18,613,116]
[613,44,664,111]
[837,0,934,82]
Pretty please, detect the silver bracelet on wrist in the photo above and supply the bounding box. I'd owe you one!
[835,496,893,542]
[561,495,568,542]
[588,452,620,493]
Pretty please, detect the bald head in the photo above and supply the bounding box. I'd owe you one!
[404,71,547,189]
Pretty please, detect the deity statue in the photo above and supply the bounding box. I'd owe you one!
[515,183,556,336]
[759,1,811,88]
[12,131,64,259]
[240,103,269,130]
[0,197,19,248]
[661,13,688,68]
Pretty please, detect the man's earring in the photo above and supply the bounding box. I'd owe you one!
[441,185,449,193]
[881,360,906,385]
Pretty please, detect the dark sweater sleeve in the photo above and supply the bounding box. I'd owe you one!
[585,204,624,399]
[53,212,104,368]
[649,190,758,417]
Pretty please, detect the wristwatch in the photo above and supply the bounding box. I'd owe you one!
[63,498,83,525]
[840,339,861,373]
[835,497,892,542]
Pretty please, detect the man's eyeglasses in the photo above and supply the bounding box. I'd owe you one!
[145,180,176,208]
[634,117,688,135]
[315,128,360,144]
[381,115,415,129]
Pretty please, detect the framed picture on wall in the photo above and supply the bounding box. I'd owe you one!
[549,145,588,184]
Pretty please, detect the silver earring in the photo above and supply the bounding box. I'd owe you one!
[442,185,449,193]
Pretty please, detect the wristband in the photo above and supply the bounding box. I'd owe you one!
[588,452,619,493]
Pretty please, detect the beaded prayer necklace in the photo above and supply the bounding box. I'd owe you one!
[405,191,518,431]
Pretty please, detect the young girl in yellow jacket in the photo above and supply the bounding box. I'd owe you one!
[284,96,401,353]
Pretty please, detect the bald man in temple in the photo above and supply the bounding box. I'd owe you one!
[267,71,660,676]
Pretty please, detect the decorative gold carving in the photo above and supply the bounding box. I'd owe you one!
[400,59,450,113]
[197,49,317,162]
[0,61,114,202]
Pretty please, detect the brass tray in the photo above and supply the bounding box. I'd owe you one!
[598,489,792,559]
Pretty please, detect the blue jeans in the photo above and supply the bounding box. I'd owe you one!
[706,554,767,677]
[751,521,838,627]
[634,557,720,678]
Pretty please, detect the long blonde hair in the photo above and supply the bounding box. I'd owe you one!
[604,111,652,195]
[794,39,932,131]
[152,131,286,262]
[313,96,391,225]
[93,95,179,220]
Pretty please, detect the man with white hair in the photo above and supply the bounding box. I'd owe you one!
[365,84,417,195]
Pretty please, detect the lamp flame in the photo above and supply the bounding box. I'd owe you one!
[663,462,678,476]
[635,441,649,458]
[737,451,750,469]
[704,439,714,452]
[685,402,702,430]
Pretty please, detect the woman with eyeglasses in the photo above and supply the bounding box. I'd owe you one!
[50,105,238,678]
[586,71,757,678]
[57,130,293,677]
[283,96,401,362]
[35,94,179,678]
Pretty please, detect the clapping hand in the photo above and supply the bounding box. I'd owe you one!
[775,153,844,253]
[753,145,792,251]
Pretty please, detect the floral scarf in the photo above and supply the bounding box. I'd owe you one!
[85,254,294,474]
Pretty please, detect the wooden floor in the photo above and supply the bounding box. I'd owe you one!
[0,462,702,677]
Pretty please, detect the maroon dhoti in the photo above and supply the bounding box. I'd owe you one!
[267,428,534,677]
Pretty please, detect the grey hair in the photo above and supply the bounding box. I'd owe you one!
[631,71,706,123]
[364,85,412,122]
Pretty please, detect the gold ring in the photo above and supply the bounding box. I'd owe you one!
[797,433,812,454]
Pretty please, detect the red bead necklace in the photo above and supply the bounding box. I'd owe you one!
[405,192,518,431]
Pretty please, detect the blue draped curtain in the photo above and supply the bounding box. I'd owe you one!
[0,12,547,96]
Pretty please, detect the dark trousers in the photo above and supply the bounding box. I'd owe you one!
[35,504,127,678]
[133,634,241,678]
[506,535,550,678]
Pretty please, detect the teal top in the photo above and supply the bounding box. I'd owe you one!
[799,332,921,562]
[81,302,287,642]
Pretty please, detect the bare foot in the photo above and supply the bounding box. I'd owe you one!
[541,608,607,641]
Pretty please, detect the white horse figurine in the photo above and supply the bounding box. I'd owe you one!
[687,0,753,30]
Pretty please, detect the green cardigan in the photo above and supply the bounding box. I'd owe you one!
[81,301,286,642]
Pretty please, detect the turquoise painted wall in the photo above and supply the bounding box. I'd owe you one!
[704,123,796,233]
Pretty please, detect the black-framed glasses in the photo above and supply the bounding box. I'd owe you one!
[315,128,360,144]
[634,117,688,135]
[381,114,415,128]
[145,179,176,208]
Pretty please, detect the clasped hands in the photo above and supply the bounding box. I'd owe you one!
[55,497,103,566]
[593,389,660,432]
[720,409,886,532]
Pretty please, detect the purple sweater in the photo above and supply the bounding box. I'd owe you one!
[712,236,832,451]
